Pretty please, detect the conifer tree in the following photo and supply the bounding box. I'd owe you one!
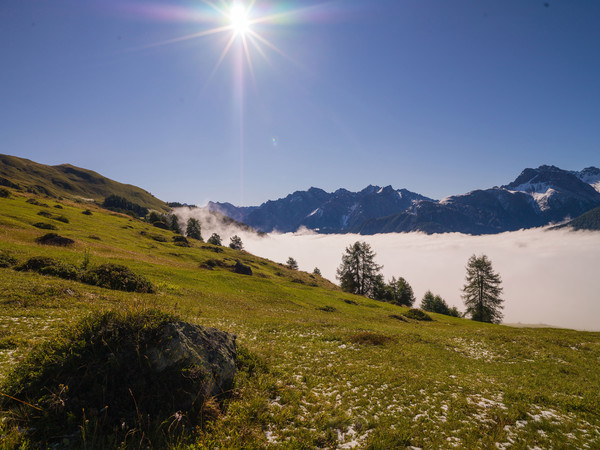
[336,241,382,298]
[207,233,222,246]
[461,254,504,324]
[169,215,181,234]
[185,218,203,241]
[286,257,299,270]
[229,235,243,250]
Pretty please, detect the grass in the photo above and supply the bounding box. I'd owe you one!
[0,188,599,448]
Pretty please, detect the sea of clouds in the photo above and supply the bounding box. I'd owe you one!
[174,208,600,331]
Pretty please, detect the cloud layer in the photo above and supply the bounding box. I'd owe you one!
[240,228,600,331]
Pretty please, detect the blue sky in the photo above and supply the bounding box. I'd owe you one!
[1,1,599,206]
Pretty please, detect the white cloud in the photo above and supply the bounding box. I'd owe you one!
[241,228,600,331]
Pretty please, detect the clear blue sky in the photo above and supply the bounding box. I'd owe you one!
[1,1,599,206]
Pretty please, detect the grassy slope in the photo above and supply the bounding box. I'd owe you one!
[0,154,168,211]
[0,188,599,448]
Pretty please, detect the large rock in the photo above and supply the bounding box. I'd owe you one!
[147,322,237,399]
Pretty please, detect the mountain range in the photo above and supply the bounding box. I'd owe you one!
[208,165,600,235]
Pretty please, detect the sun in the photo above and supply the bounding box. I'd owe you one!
[229,3,251,36]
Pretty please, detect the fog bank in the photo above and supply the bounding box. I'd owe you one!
[240,228,600,331]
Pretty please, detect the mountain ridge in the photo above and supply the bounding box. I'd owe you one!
[208,165,600,235]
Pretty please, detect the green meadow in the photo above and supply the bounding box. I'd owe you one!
[1,190,599,448]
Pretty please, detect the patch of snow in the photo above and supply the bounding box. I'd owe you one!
[511,181,553,194]
[341,203,359,227]
[577,171,600,193]
[531,188,556,211]
[397,190,403,199]
[307,208,321,217]
[377,187,384,194]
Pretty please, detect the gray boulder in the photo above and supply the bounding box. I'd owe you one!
[147,322,237,399]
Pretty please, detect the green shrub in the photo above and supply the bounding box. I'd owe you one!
[403,308,433,321]
[54,204,63,209]
[0,310,214,446]
[83,263,155,293]
[17,256,80,280]
[35,233,75,247]
[152,220,170,230]
[173,235,190,247]
[53,215,69,223]
[0,251,18,268]
[37,210,52,218]
[32,222,57,230]
[0,187,10,198]
[82,209,93,215]
[317,305,336,312]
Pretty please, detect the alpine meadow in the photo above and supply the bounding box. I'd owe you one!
[2,1,600,448]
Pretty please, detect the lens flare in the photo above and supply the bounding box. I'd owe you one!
[230,3,250,36]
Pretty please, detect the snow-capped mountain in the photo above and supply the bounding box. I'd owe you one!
[207,165,600,235]
[207,185,432,233]
[354,165,600,234]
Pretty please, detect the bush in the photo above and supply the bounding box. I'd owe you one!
[83,263,155,293]
[0,251,18,268]
[32,222,57,230]
[403,308,433,321]
[82,209,93,215]
[173,235,190,247]
[53,215,69,223]
[0,310,229,447]
[317,305,336,312]
[54,204,63,209]
[153,220,170,230]
[349,331,395,346]
[17,256,80,280]
[0,187,10,198]
[35,233,75,247]
[37,210,52,218]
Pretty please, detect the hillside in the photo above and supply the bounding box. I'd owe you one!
[556,206,600,231]
[1,187,599,448]
[0,154,168,212]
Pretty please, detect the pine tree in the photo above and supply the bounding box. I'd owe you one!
[313,267,321,276]
[461,254,504,324]
[207,233,222,246]
[387,276,415,306]
[169,215,181,234]
[286,257,299,270]
[229,235,243,250]
[336,241,383,298]
[421,291,448,314]
[185,218,203,241]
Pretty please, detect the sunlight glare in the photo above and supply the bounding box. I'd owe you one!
[230,3,251,36]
